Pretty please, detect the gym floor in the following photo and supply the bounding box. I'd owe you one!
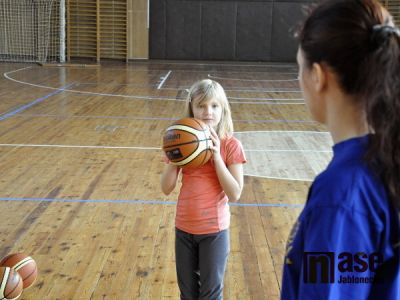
[0,61,330,299]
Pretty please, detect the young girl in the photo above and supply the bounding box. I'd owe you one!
[161,79,246,299]
[281,0,400,299]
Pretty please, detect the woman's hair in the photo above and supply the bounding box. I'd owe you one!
[185,79,234,139]
[299,0,400,207]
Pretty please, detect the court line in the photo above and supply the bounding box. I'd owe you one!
[77,82,303,93]
[157,70,172,89]
[3,66,32,74]
[0,140,322,181]
[244,149,331,153]
[235,119,314,124]
[0,143,160,150]
[208,74,298,82]
[16,113,315,124]
[4,71,183,101]
[0,83,73,121]
[0,131,331,151]
[57,67,298,74]
[235,130,329,134]
[229,96,303,101]
[244,173,314,182]
[232,101,303,105]
[0,197,304,208]
[0,143,330,153]
[18,114,179,121]
[4,68,303,105]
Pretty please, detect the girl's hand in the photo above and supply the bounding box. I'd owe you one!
[209,126,222,161]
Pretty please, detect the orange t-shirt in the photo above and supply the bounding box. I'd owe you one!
[176,136,246,234]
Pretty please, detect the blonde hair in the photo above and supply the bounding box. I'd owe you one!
[185,79,233,139]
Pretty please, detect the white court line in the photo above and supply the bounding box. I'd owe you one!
[0,143,160,150]
[3,67,302,105]
[208,74,299,82]
[4,70,182,101]
[0,143,331,153]
[3,66,33,74]
[229,96,303,101]
[70,68,298,74]
[244,149,331,153]
[244,173,314,182]
[77,82,302,93]
[69,83,303,93]
[157,70,172,89]
[231,101,304,105]
[235,130,329,134]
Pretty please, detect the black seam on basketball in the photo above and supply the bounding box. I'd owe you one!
[1,258,11,266]
[200,150,205,166]
[171,120,204,131]
[167,128,198,137]
[6,273,21,298]
[179,138,212,164]
[176,140,201,164]
[23,265,37,282]
[199,149,209,166]
[163,140,198,148]
[192,119,209,136]
[0,269,5,283]
[1,270,9,295]
[14,259,30,270]
[191,118,204,130]
[163,138,211,149]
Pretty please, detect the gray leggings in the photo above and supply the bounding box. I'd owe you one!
[175,228,230,300]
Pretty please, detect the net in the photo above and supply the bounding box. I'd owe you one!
[0,0,64,63]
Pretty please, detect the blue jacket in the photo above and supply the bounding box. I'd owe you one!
[281,135,400,300]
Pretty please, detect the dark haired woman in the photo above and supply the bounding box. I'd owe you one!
[282,0,400,299]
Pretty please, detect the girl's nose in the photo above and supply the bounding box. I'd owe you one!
[204,105,212,114]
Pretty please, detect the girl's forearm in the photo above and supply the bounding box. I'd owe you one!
[213,156,243,202]
[161,164,180,195]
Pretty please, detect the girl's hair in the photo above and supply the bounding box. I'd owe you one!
[185,79,234,139]
[299,0,400,207]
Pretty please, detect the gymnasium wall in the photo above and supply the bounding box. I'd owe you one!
[150,0,314,62]
[2,0,396,63]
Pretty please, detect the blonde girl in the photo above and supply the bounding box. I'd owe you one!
[161,79,246,299]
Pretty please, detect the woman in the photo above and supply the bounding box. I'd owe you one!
[281,1,400,299]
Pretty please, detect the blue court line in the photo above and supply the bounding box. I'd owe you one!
[16,113,314,124]
[0,197,304,208]
[0,83,74,121]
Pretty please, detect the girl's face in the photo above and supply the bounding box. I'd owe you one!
[191,96,223,129]
[297,48,325,123]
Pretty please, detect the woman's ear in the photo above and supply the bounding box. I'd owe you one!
[311,62,327,93]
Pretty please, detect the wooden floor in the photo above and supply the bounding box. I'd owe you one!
[0,61,330,299]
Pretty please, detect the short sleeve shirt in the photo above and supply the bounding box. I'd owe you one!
[176,136,246,234]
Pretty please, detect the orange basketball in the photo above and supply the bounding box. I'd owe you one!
[163,118,213,168]
[0,253,38,289]
[0,266,23,300]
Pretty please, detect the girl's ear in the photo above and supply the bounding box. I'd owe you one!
[311,62,327,93]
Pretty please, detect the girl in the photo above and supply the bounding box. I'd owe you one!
[161,79,246,299]
[281,1,400,299]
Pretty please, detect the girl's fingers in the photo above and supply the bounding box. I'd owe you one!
[208,126,217,137]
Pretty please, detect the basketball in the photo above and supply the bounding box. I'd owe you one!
[0,267,23,300]
[0,253,38,289]
[163,118,213,168]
